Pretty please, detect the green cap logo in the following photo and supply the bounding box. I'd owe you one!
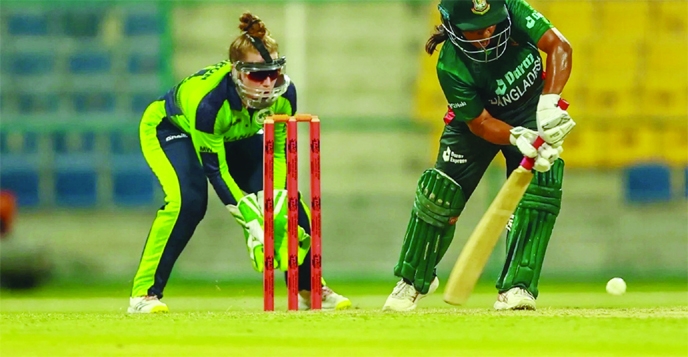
[471,0,491,15]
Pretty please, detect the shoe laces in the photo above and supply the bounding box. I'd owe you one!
[391,280,418,300]
[132,295,160,309]
[322,286,334,298]
[512,288,534,299]
[500,288,533,301]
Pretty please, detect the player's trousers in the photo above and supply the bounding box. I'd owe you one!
[435,122,531,199]
[433,117,564,293]
[131,109,314,299]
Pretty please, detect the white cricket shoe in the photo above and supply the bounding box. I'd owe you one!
[298,286,352,310]
[127,296,169,314]
[493,287,536,310]
[382,277,439,312]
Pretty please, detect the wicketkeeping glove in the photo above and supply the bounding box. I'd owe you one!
[510,126,563,173]
[227,190,311,272]
[536,94,576,146]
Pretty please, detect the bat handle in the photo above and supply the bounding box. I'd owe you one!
[520,98,569,170]
[520,137,544,170]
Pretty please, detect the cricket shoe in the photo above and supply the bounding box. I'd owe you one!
[298,286,352,310]
[382,277,439,312]
[127,295,169,314]
[493,287,536,310]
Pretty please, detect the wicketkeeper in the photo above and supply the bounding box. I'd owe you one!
[384,0,575,311]
[128,12,351,313]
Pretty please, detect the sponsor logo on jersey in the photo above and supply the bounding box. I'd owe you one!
[223,132,257,143]
[199,146,214,153]
[165,133,188,142]
[495,79,507,96]
[228,117,242,129]
[489,53,542,107]
[471,0,491,15]
[200,60,229,80]
[442,147,467,164]
[525,10,545,29]
[448,101,467,109]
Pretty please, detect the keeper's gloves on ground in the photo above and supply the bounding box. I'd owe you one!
[228,190,310,272]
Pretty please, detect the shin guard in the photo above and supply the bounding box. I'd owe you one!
[496,159,564,298]
[395,169,465,294]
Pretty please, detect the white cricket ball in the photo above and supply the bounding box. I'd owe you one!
[606,277,627,296]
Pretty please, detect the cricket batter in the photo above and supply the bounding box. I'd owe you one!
[128,12,351,313]
[384,0,575,311]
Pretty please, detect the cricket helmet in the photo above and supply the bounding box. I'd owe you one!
[233,57,290,110]
[438,0,511,62]
[233,34,290,109]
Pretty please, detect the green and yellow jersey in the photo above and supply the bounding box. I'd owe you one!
[438,0,553,126]
[142,60,294,206]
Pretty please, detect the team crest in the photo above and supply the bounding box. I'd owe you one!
[471,0,491,15]
[253,108,273,125]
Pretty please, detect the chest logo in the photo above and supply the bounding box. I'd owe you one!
[489,54,542,107]
[495,79,507,95]
[253,108,273,125]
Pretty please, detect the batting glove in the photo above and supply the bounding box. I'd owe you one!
[536,94,576,146]
[509,126,563,173]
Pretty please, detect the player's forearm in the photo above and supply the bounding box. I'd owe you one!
[200,154,238,206]
[543,45,572,94]
[468,116,512,146]
[207,172,238,206]
[272,159,287,189]
[194,133,241,206]
[540,29,573,95]
[272,124,288,188]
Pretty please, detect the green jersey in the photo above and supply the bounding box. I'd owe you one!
[145,60,294,205]
[438,0,553,126]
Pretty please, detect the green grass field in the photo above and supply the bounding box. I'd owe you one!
[1,281,687,357]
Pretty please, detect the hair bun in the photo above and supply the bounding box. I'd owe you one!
[239,12,267,39]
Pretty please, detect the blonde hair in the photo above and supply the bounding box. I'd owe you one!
[229,12,279,62]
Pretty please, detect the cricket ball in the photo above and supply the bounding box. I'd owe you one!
[605,277,627,296]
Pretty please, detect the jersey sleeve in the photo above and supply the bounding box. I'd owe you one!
[507,0,553,44]
[192,101,244,206]
[271,82,297,189]
[437,66,483,122]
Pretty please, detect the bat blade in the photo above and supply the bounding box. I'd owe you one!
[443,166,534,306]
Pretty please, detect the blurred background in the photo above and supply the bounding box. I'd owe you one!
[0,0,686,292]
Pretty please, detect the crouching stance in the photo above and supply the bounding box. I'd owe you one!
[128,13,350,313]
[383,0,574,311]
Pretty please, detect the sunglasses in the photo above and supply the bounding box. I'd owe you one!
[246,69,281,82]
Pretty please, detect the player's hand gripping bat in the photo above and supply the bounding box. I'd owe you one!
[443,99,569,306]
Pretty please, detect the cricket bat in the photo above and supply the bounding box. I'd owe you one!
[443,100,569,306]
